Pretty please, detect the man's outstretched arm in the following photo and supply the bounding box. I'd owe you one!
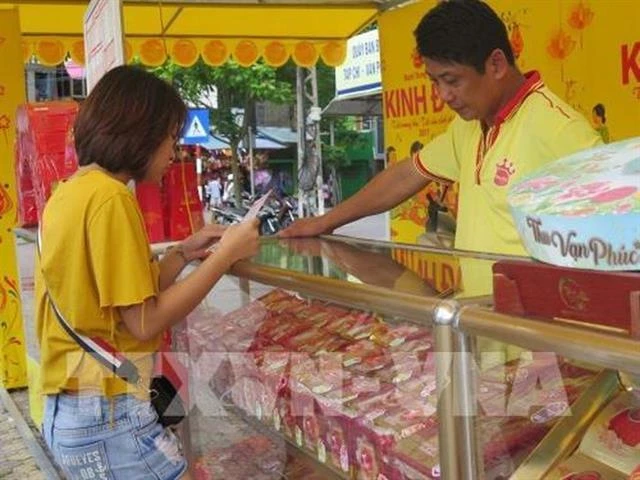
[279,158,430,238]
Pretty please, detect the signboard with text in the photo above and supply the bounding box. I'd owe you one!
[84,0,126,92]
[335,29,381,99]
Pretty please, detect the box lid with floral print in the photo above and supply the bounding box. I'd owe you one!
[508,137,640,271]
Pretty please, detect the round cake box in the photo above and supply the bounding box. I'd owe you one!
[508,137,640,271]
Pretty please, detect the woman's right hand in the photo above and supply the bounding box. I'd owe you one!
[215,218,260,264]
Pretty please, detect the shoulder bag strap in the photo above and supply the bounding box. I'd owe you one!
[36,225,141,386]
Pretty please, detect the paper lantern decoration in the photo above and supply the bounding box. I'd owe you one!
[293,41,318,68]
[264,41,289,67]
[568,1,595,30]
[510,24,524,59]
[202,40,229,66]
[35,39,65,66]
[124,41,133,64]
[139,38,167,66]
[171,39,199,67]
[547,29,576,60]
[320,41,346,67]
[69,40,85,66]
[234,40,260,67]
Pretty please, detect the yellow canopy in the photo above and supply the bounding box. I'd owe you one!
[4,0,385,67]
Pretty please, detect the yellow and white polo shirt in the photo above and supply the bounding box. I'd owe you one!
[415,71,602,257]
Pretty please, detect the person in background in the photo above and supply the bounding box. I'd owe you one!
[36,65,259,480]
[409,140,424,161]
[592,103,610,143]
[207,174,222,209]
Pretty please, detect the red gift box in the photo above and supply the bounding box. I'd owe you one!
[14,149,38,226]
[166,202,204,241]
[136,181,165,242]
[163,162,204,240]
[493,259,640,338]
[15,101,79,224]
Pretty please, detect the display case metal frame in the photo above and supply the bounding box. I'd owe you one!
[16,227,640,479]
[218,235,640,480]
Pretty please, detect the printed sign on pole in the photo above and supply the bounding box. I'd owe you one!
[182,109,210,145]
[84,0,126,93]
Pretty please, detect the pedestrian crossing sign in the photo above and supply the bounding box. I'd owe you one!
[181,108,209,145]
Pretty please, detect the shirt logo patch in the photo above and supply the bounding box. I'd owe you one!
[494,159,516,186]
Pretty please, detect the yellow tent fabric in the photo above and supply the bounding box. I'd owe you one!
[4,0,384,67]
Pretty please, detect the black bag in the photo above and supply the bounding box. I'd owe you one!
[150,371,185,427]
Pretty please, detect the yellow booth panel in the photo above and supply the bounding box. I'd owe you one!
[3,0,381,67]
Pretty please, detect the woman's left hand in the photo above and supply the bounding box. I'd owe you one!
[180,223,227,261]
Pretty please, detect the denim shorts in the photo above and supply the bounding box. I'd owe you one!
[42,393,187,480]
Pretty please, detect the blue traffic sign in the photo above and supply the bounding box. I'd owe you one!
[181,108,209,145]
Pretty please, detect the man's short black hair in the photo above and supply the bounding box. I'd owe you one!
[414,0,515,73]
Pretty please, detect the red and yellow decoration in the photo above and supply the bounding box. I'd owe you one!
[34,38,65,67]
[292,41,319,68]
[202,40,229,66]
[0,7,28,389]
[20,36,347,68]
[124,41,133,64]
[171,39,199,68]
[547,28,576,62]
[234,40,260,67]
[321,41,347,67]
[69,39,85,66]
[137,38,167,67]
[264,41,289,67]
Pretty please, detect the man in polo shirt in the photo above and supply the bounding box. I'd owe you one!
[280,0,601,261]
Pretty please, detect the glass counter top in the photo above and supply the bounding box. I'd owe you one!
[247,234,528,300]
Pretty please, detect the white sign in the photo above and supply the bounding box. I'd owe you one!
[335,29,381,99]
[84,0,126,93]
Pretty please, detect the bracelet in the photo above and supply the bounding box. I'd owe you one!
[167,244,188,265]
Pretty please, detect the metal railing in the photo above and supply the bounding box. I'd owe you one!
[19,228,640,479]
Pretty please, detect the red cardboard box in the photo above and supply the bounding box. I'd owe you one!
[163,162,204,240]
[15,101,79,223]
[136,181,166,242]
[493,260,640,337]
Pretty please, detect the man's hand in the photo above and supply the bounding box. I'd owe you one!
[180,223,227,261]
[278,216,332,238]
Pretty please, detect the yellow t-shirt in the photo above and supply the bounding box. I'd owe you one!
[35,170,161,398]
[415,71,602,258]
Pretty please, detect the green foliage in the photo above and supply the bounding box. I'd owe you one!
[153,59,293,204]
[154,59,293,144]
[274,59,334,109]
[322,117,371,170]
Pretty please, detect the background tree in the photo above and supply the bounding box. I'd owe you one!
[276,60,366,201]
[155,59,293,205]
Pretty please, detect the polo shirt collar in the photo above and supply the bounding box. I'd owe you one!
[493,71,544,126]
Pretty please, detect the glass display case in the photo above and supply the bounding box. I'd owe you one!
[170,235,638,479]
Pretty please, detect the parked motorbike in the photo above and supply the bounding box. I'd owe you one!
[211,193,295,235]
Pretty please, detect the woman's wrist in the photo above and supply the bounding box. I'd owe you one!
[167,244,189,265]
